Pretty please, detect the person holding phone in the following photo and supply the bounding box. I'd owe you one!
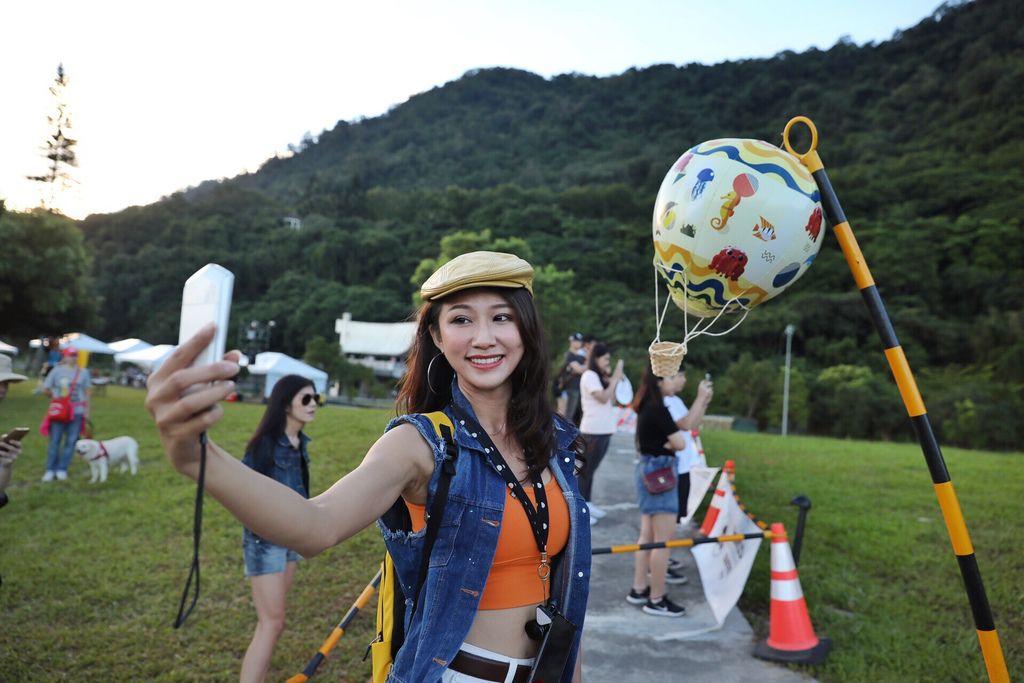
[661,365,713,524]
[238,374,318,683]
[0,354,29,508]
[146,251,590,683]
[577,342,624,524]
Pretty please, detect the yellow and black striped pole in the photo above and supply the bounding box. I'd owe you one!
[783,116,1009,683]
[593,530,772,556]
[286,568,382,683]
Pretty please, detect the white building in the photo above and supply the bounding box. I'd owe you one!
[335,312,417,379]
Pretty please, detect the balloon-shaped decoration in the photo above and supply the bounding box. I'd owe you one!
[652,138,824,318]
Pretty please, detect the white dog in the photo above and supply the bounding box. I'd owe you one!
[74,437,140,483]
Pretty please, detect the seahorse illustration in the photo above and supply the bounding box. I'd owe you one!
[711,191,740,230]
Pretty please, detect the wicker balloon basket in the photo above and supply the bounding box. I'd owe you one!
[649,340,686,378]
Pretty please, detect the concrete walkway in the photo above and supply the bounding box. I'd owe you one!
[581,432,816,683]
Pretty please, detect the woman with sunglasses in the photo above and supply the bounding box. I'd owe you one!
[239,374,319,683]
[146,252,589,683]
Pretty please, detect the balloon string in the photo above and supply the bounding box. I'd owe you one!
[653,260,751,345]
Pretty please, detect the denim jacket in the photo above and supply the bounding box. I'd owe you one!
[379,383,591,683]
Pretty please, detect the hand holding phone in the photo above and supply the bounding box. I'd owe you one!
[178,264,235,372]
[2,427,30,443]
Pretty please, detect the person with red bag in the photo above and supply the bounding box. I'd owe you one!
[625,362,692,617]
[42,347,91,482]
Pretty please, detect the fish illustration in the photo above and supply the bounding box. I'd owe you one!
[752,216,776,242]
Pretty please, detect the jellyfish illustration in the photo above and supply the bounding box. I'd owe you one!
[691,168,715,200]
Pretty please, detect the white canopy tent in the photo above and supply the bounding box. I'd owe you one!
[248,352,328,398]
[30,333,115,355]
[0,339,18,356]
[114,344,177,372]
[108,338,153,355]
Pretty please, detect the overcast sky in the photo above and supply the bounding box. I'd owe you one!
[1,0,944,219]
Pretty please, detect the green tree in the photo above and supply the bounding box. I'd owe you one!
[27,63,78,214]
[0,210,97,336]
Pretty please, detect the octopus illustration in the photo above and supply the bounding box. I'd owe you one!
[710,246,748,281]
[691,168,715,199]
[710,173,758,230]
[805,207,823,241]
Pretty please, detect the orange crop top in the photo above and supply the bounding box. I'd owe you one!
[405,474,569,610]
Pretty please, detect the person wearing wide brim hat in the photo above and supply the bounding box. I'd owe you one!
[1,353,28,507]
[146,251,592,683]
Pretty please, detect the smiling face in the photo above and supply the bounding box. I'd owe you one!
[430,289,524,398]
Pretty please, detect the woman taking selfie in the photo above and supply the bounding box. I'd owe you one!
[146,251,590,683]
[238,374,319,683]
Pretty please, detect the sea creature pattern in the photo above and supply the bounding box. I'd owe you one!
[805,207,823,241]
[752,216,776,241]
[710,246,748,281]
[711,191,741,230]
[691,168,715,199]
[672,152,694,184]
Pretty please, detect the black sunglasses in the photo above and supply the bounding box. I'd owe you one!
[300,393,321,406]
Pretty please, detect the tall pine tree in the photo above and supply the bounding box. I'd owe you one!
[27,63,78,213]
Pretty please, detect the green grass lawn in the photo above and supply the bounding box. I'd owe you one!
[1,383,1020,682]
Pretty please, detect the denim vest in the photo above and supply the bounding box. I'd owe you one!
[379,384,591,683]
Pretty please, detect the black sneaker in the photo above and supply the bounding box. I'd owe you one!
[667,557,683,571]
[643,596,686,617]
[665,567,689,585]
[626,587,650,605]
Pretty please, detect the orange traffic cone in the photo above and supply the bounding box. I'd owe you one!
[754,523,831,664]
[699,459,733,535]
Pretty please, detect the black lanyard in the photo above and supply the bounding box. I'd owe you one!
[450,405,551,587]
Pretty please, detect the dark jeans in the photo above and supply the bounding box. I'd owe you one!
[676,471,691,522]
[578,433,612,502]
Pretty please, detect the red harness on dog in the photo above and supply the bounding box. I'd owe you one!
[90,442,109,461]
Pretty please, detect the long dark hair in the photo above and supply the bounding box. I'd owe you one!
[396,286,575,479]
[246,374,315,454]
[631,362,664,413]
[587,342,610,389]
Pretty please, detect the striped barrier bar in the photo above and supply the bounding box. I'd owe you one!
[782,116,1009,683]
[286,568,382,683]
[593,530,772,556]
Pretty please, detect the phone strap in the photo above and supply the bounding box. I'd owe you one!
[173,432,207,628]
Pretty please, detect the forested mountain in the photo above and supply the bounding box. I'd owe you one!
[15,0,1022,447]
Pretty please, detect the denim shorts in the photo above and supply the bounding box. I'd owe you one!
[243,529,302,577]
[634,455,680,516]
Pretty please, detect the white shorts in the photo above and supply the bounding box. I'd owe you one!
[441,642,535,683]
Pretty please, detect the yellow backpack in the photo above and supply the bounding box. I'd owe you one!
[370,412,458,683]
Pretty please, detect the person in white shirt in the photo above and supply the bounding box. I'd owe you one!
[662,365,713,522]
[578,342,624,522]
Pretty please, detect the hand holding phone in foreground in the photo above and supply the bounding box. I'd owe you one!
[145,324,241,476]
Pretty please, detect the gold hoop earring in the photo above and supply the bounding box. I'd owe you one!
[427,353,443,395]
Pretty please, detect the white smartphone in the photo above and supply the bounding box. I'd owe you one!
[178,264,234,370]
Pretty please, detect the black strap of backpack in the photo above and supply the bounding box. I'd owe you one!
[410,422,458,616]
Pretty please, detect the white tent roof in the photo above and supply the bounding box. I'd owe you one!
[62,333,115,354]
[335,313,416,357]
[114,344,177,372]
[248,352,328,397]
[109,338,153,355]
[0,339,18,356]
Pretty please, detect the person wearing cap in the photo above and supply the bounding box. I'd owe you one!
[146,251,591,683]
[1,354,29,507]
[41,347,91,482]
[560,333,587,426]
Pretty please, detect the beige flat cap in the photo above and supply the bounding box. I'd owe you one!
[420,251,534,301]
